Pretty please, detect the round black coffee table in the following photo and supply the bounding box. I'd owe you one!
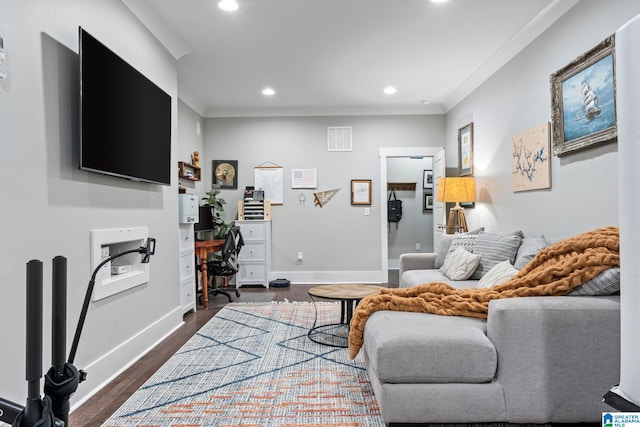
[307,284,384,347]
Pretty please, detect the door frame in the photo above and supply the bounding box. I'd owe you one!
[379,147,445,283]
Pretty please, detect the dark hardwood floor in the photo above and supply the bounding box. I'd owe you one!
[69,284,328,426]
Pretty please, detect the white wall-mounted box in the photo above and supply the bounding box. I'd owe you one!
[179,194,199,224]
[90,227,150,301]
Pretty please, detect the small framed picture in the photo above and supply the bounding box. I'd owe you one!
[458,123,474,176]
[212,160,238,189]
[423,170,433,189]
[423,191,434,212]
[351,179,372,205]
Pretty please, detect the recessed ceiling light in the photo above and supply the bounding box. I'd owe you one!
[384,86,397,95]
[431,0,448,3]
[421,100,431,105]
[218,0,238,11]
[262,87,275,96]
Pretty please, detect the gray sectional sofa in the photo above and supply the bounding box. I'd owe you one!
[361,231,621,425]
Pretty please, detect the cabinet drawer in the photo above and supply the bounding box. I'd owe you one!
[239,263,266,281]
[179,226,194,251]
[239,222,265,240]
[239,242,265,261]
[180,279,195,307]
[180,253,195,279]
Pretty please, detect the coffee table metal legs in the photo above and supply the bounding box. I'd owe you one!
[307,297,359,348]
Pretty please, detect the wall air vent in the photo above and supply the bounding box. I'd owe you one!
[327,126,352,152]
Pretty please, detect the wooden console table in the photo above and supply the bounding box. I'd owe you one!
[194,239,224,308]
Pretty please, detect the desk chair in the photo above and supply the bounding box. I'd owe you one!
[202,226,244,303]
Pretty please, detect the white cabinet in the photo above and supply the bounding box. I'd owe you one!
[237,220,271,288]
[178,224,196,314]
[179,194,199,224]
[178,194,198,314]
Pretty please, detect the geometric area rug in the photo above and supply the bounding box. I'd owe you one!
[102,302,384,427]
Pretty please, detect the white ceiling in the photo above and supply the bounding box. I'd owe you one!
[124,0,579,117]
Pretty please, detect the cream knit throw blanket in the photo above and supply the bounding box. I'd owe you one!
[348,226,619,359]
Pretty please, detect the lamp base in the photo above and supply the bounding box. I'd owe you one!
[446,204,468,234]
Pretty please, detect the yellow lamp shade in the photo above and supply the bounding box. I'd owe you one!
[436,177,476,203]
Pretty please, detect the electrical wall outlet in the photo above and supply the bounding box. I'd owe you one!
[297,252,303,261]
[101,246,110,257]
[416,243,421,250]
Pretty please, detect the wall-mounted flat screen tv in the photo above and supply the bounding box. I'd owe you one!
[79,27,172,186]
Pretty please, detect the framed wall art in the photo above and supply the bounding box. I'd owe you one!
[212,160,238,189]
[423,191,434,212]
[351,179,372,205]
[458,123,474,176]
[423,169,433,189]
[550,35,617,156]
[291,168,317,189]
[512,122,551,192]
[254,164,283,205]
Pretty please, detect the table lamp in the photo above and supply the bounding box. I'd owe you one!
[436,177,476,234]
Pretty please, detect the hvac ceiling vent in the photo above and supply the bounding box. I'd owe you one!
[327,126,352,152]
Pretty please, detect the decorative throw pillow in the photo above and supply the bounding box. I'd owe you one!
[448,233,478,255]
[434,234,456,269]
[441,247,482,281]
[470,231,524,280]
[514,235,547,270]
[434,227,484,269]
[568,267,621,296]
[477,260,520,288]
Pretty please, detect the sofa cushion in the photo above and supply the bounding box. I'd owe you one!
[434,227,484,269]
[470,231,524,280]
[441,247,481,281]
[401,269,478,289]
[363,311,497,384]
[478,260,519,288]
[568,267,620,295]
[514,235,547,269]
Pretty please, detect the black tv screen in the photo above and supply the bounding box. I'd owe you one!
[79,28,172,185]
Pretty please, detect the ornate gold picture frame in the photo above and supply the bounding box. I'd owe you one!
[550,35,617,156]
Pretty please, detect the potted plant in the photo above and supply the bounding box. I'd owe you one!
[202,189,234,239]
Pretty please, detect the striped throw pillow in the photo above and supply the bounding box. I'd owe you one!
[470,231,524,280]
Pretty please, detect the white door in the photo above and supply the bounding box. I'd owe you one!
[432,149,446,251]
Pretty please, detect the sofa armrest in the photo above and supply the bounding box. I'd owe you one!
[486,296,620,423]
[399,253,437,278]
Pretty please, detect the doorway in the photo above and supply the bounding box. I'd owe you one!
[379,147,445,284]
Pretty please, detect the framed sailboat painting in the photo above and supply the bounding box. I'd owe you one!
[550,35,617,156]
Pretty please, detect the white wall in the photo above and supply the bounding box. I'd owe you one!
[615,11,640,409]
[0,0,183,410]
[203,115,445,283]
[445,0,640,238]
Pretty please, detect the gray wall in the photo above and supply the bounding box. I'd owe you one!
[202,115,445,283]
[178,99,205,195]
[0,0,183,409]
[446,0,640,238]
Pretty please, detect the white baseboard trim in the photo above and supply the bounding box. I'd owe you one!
[269,270,383,284]
[70,306,184,411]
